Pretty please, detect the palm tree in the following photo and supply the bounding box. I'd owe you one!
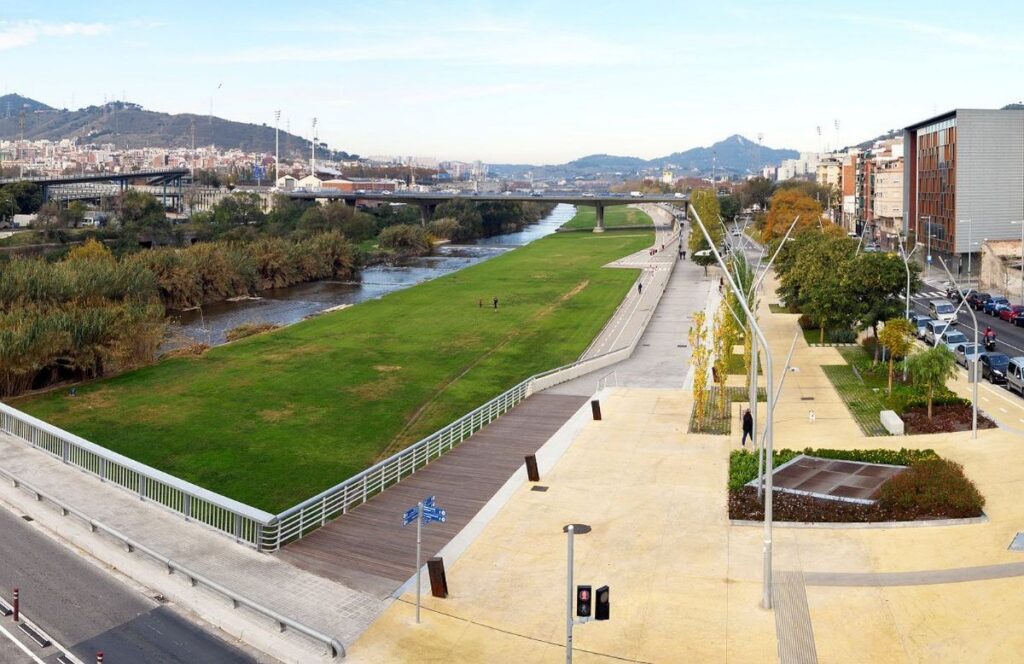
[907,346,957,419]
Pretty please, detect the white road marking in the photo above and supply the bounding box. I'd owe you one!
[0,622,47,664]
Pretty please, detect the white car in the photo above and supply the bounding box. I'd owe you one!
[953,343,983,368]
[673,192,686,198]
[940,329,968,353]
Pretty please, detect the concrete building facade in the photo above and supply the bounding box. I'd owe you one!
[904,109,1024,274]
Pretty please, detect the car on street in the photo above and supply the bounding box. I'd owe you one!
[1008,357,1024,394]
[954,343,984,368]
[980,352,1011,384]
[925,320,951,346]
[967,291,992,310]
[673,192,686,198]
[1014,310,1024,327]
[998,304,1024,322]
[983,296,1010,316]
[908,314,933,339]
[940,329,969,353]
[928,299,957,323]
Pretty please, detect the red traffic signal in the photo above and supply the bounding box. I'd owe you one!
[595,585,609,621]
[576,584,592,617]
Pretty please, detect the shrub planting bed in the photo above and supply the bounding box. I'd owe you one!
[728,448,985,522]
[902,403,997,434]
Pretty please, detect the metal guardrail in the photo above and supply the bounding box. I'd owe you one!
[0,466,344,658]
[0,402,274,549]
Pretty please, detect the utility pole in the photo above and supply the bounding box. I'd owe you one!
[274,110,281,186]
[18,110,25,179]
[310,117,318,178]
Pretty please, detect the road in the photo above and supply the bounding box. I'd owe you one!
[0,507,260,664]
[912,280,1024,358]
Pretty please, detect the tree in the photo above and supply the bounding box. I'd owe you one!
[762,188,823,241]
[689,310,710,425]
[33,202,67,240]
[434,198,483,238]
[712,301,738,413]
[718,194,741,222]
[878,318,916,394]
[907,346,957,419]
[118,190,170,242]
[790,231,857,342]
[845,252,921,362]
[2,181,43,214]
[378,224,431,254]
[736,176,774,212]
[211,193,265,230]
[689,188,724,276]
[0,189,16,224]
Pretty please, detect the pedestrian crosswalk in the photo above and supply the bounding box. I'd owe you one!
[917,290,949,298]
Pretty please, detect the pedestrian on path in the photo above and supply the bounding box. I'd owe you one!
[478,298,482,308]
[742,409,753,447]
[682,249,686,260]
[719,276,724,293]
[493,297,499,310]
[637,281,643,296]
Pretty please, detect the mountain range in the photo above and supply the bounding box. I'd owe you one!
[0,94,354,160]
[490,135,799,179]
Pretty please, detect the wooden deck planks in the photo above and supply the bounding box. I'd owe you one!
[275,393,587,597]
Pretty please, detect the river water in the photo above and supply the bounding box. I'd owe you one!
[165,204,576,348]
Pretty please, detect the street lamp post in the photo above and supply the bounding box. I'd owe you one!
[274,110,281,187]
[1011,221,1024,305]
[958,219,973,287]
[691,204,776,609]
[938,257,979,440]
[897,235,921,381]
[922,215,933,281]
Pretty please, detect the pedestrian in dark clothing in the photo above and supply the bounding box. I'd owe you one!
[493,297,498,310]
[719,276,724,293]
[637,282,643,295]
[742,409,753,447]
[478,298,483,308]
[682,250,686,260]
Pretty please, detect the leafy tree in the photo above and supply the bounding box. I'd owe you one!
[689,188,724,276]
[689,310,710,424]
[118,190,170,243]
[736,176,774,212]
[762,188,823,241]
[33,202,67,240]
[211,193,265,230]
[791,232,857,342]
[712,301,738,413]
[2,181,43,214]
[846,252,921,362]
[428,218,462,240]
[434,199,483,239]
[719,194,741,222]
[907,345,957,419]
[0,189,16,224]
[378,224,431,254]
[878,318,916,394]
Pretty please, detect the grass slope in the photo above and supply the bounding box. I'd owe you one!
[561,206,652,230]
[16,230,652,512]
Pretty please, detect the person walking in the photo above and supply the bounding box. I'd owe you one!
[719,276,724,293]
[682,249,686,260]
[493,297,499,310]
[741,409,753,447]
[637,281,643,296]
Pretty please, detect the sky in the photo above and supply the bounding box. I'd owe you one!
[2,1,1023,164]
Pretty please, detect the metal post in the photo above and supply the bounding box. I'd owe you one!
[898,236,920,381]
[938,258,978,440]
[566,525,574,663]
[415,501,423,623]
[12,588,18,622]
[691,205,774,609]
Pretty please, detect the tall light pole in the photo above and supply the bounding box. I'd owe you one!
[922,215,933,281]
[1011,221,1024,304]
[939,257,979,440]
[897,234,921,380]
[958,219,972,286]
[310,117,318,179]
[691,204,776,609]
[274,110,281,187]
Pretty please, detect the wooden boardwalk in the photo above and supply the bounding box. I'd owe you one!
[275,393,588,597]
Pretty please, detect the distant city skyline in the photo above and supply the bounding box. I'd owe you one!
[1,0,1022,163]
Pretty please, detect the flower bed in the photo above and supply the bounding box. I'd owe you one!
[902,403,997,434]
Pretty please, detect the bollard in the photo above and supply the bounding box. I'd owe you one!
[97,651,104,664]
[427,557,449,598]
[12,588,18,622]
[525,454,540,482]
[591,399,602,421]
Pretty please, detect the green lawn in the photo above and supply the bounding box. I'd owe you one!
[821,346,890,436]
[561,206,653,230]
[14,230,652,512]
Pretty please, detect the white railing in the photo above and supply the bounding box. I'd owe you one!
[0,402,274,550]
[0,466,343,658]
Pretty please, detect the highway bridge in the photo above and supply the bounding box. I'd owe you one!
[283,190,690,230]
[1,168,190,207]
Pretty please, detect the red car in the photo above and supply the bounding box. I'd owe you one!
[998,304,1024,322]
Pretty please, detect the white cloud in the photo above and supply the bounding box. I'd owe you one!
[0,20,110,51]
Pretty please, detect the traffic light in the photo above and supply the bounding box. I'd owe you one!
[595,585,610,621]
[576,585,592,617]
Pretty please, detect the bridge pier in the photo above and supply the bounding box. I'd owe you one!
[593,203,605,233]
[419,202,437,226]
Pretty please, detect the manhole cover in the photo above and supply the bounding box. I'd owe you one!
[1010,532,1024,551]
[562,524,592,534]
[531,485,549,492]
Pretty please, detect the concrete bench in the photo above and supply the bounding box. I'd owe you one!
[880,410,904,436]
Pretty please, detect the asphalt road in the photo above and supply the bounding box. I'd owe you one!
[911,283,1024,360]
[0,507,259,664]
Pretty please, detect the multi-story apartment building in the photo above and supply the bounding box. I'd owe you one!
[904,108,1024,276]
[873,159,903,248]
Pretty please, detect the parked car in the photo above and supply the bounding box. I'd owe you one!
[967,292,992,310]
[908,314,932,339]
[940,329,969,353]
[980,352,1011,384]
[954,343,984,368]
[924,320,950,346]
[1008,357,1024,395]
[983,296,1010,316]
[998,304,1024,322]
[1014,310,1024,327]
[928,299,957,323]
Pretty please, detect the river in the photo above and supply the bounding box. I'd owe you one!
[165,204,576,348]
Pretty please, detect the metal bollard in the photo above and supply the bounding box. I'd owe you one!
[97,652,104,664]
[591,400,602,421]
[525,454,540,482]
[427,557,449,598]
[12,588,18,622]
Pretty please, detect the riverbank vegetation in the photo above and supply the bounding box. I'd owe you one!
[561,205,652,230]
[16,229,653,511]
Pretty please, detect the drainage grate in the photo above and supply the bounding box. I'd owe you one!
[18,623,51,648]
[531,486,549,492]
[562,523,592,534]
[1010,532,1024,551]
[642,343,650,347]
[800,397,815,401]
[678,344,688,348]
[20,515,33,522]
